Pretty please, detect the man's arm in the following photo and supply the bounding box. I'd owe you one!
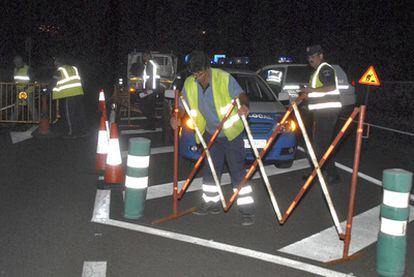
[301,65,336,94]
[238,92,249,116]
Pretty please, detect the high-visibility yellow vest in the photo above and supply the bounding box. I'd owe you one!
[14,64,33,93]
[183,68,244,143]
[308,62,342,111]
[52,65,84,100]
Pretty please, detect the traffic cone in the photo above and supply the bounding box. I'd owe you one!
[99,89,106,113]
[103,122,124,188]
[96,114,109,171]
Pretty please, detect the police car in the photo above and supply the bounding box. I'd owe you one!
[178,69,297,168]
[257,64,355,108]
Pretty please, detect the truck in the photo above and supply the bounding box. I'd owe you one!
[110,51,178,126]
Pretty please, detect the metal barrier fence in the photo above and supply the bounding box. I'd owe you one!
[363,81,413,133]
[0,82,59,124]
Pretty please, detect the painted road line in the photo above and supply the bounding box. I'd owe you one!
[90,162,350,277]
[279,205,414,262]
[121,128,162,135]
[146,158,311,200]
[81,261,107,277]
[335,162,414,202]
[121,145,174,158]
[10,125,39,144]
[91,189,110,222]
[94,218,351,277]
[120,116,161,121]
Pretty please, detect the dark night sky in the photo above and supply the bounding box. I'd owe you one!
[0,0,412,85]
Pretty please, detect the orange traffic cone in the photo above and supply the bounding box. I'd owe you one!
[96,114,109,171]
[104,122,124,187]
[99,89,106,113]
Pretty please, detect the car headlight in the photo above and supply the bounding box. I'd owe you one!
[184,118,196,130]
[279,120,297,132]
[129,87,136,94]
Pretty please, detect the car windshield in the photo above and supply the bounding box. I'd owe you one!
[285,66,313,84]
[232,73,280,103]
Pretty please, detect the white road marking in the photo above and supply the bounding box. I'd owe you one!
[92,217,350,277]
[279,205,414,262]
[120,128,162,135]
[81,261,107,277]
[336,162,414,202]
[146,158,311,200]
[90,159,351,276]
[91,190,110,222]
[10,125,39,144]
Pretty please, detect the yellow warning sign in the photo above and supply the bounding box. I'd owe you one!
[358,66,380,86]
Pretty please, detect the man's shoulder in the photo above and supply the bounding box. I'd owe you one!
[319,64,335,78]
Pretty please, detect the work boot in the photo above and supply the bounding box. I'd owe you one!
[193,201,220,216]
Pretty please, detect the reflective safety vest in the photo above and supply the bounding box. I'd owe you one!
[183,68,244,143]
[307,62,342,111]
[52,65,84,100]
[142,60,159,90]
[14,64,33,93]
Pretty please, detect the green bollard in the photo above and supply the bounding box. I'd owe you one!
[123,137,151,219]
[377,169,412,277]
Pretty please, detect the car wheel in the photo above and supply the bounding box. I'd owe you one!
[274,160,294,168]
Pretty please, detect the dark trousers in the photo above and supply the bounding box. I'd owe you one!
[312,109,340,177]
[133,92,156,128]
[202,133,255,215]
[61,95,87,136]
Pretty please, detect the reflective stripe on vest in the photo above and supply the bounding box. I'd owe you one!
[14,65,30,82]
[308,62,342,111]
[183,68,244,143]
[142,60,160,90]
[14,65,33,95]
[53,65,84,99]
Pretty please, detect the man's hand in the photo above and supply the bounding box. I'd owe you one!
[238,104,249,117]
[299,87,312,99]
[170,116,181,130]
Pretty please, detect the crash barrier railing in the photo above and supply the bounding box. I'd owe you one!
[152,90,367,263]
[0,82,59,124]
[357,81,413,139]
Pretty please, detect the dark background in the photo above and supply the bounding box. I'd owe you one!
[0,0,412,92]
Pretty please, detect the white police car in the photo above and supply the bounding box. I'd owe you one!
[179,69,297,168]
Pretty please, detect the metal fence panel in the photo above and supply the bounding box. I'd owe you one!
[0,82,59,124]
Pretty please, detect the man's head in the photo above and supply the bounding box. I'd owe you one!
[187,50,210,83]
[306,45,324,69]
[53,57,64,68]
[13,55,24,68]
[143,51,152,63]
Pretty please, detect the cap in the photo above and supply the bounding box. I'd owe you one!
[306,45,323,56]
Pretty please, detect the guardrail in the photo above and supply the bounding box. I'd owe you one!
[355,81,413,141]
[0,82,59,124]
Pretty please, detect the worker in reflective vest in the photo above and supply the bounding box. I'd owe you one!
[300,45,341,184]
[170,50,256,226]
[134,51,160,130]
[52,57,88,138]
[12,55,38,121]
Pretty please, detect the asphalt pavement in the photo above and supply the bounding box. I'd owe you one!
[0,116,413,277]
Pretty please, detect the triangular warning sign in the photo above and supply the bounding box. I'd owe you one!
[358,65,380,86]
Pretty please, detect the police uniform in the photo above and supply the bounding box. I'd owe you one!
[306,45,341,182]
